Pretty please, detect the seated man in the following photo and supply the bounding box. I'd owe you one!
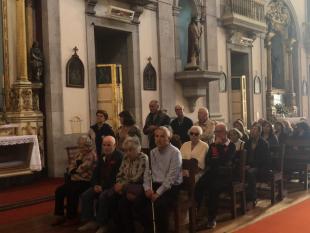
[78,136,123,233]
[195,124,235,229]
[244,122,270,208]
[52,135,96,226]
[141,126,183,233]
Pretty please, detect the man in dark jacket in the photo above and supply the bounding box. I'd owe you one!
[78,136,122,232]
[244,122,270,207]
[195,124,235,229]
[170,104,193,143]
[143,100,170,149]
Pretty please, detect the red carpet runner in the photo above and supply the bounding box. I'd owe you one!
[0,178,63,206]
[235,198,310,233]
[0,178,62,224]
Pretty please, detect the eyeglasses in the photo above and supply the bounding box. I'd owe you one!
[190,132,199,136]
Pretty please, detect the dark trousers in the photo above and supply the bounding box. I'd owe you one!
[54,180,90,218]
[246,167,257,202]
[116,192,144,233]
[138,183,179,233]
[194,171,227,222]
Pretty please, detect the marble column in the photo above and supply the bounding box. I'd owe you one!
[265,32,275,120]
[285,38,297,114]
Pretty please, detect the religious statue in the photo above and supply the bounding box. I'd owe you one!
[30,41,44,82]
[186,17,202,70]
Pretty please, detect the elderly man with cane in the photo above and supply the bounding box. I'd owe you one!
[140,126,183,233]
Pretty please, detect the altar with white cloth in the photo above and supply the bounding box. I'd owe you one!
[0,135,42,178]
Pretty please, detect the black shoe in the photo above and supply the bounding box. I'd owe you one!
[207,220,216,229]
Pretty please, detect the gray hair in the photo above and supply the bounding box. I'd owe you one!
[188,125,203,136]
[122,136,141,153]
[78,135,92,148]
[155,126,172,139]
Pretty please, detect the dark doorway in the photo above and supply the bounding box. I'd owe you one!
[230,51,250,127]
[94,26,130,109]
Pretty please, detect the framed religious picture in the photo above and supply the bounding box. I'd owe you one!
[143,57,157,91]
[254,76,261,94]
[219,72,227,92]
[302,80,308,96]
[66,47,85,88]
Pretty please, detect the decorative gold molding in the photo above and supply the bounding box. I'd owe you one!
[2,0,10,111]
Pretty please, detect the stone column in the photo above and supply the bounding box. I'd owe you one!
[205,0,222,120]
[285,38,297,114]
[157,0,176,114]
[16,0,30,83]
[172,5,182,71]
[265,32,275,120]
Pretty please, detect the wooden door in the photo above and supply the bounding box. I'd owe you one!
[96,64,123,130]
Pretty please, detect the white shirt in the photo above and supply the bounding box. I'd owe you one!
[180,140,209,169]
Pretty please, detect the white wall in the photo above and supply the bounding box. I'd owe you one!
[138,9,160,147]
[59,0,90,134]
[217,27,229,124]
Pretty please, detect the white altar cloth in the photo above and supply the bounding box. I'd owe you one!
[0,135,42,171]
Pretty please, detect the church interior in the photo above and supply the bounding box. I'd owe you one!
[1,0,310,232]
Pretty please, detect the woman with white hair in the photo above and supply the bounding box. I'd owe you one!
[228,128,245,151]
[180,125,209,171]
[114,136,148,233]
[52,135,96,226]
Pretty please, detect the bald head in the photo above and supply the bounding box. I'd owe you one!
[102,136,116,155]
[198,107,209,123]
[149,100,159,114]
[214,123,228,144]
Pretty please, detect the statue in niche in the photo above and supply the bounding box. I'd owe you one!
[271,34,284,89]
[186,17,202,70]
[30,41,44,82]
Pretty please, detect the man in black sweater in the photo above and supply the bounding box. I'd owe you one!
[78,136,122,232]
[195,124,235,229]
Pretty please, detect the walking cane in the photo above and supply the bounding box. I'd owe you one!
[149,165,156,233]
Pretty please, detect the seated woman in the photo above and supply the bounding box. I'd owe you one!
[180,126,209,174]
[292,121,310,139]
[115,110,141,151]
[274,121,288,144]
[228,128,245,152]
[244,123,270,208]
[261,120,279,147]
[52,135,96,226]
[114,137,148,233]
[233,119,249,143]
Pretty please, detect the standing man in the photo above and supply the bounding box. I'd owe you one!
[89,110,115,158]
[170,104,193,143]
[141,126,183,233]
[78,136,123,233]
[143,100,170,150]
[194,107,215,144]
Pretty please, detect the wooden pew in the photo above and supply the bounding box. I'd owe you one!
[284,139,310,190]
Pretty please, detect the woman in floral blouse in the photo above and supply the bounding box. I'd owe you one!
[52,135,96,226]
[114,136,148,233]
